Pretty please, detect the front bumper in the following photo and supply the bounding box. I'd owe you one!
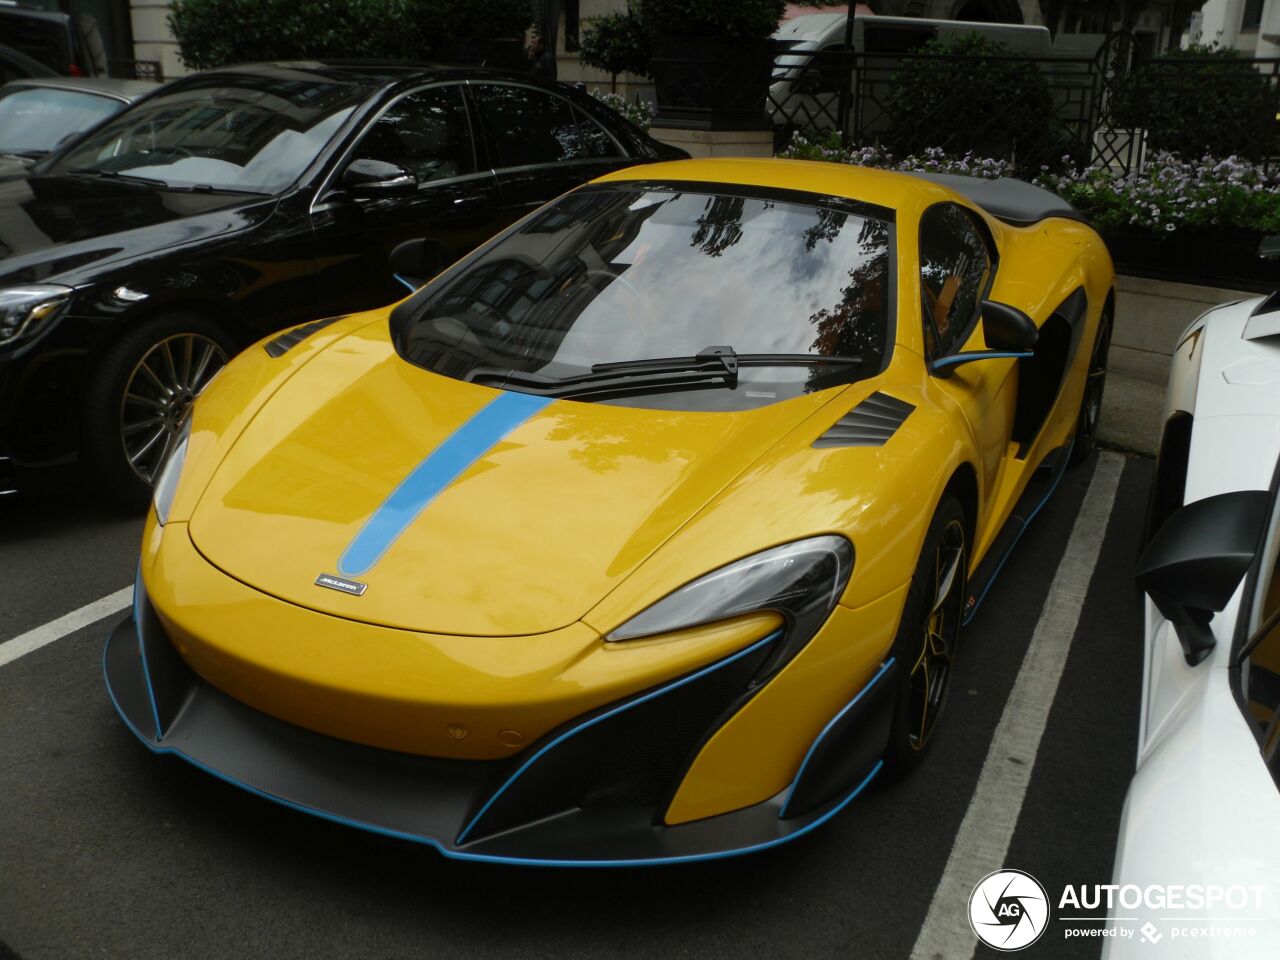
[104,583,898,866]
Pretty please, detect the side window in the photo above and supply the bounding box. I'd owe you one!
[1246,549,1280,783]
[353,85,475,184]
[918,203,994,357]
[472,84,616,168]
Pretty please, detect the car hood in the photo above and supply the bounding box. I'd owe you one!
[0,174,271,286]
[188,327,837,637]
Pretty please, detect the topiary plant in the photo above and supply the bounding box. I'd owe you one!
[642,0,787,40]
[579,9,651,91]
[1109,43,1280,162]
[883,32,1069,174]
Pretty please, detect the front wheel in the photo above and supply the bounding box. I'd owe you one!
[1069,311,1112,466]
[882,494,968,776]
[81,312,234,507]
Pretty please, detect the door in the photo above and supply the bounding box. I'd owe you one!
[919,203,1015,522]
[312,83,506,316]
[467,81,629,222]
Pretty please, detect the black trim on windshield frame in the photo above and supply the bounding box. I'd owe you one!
[388,178,899,382]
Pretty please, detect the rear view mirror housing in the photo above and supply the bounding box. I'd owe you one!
[930,300,1038,376]
[342,158,416,196]
[389,237,447,289]
[981,300,1039,352]
[1135,490,1270,665]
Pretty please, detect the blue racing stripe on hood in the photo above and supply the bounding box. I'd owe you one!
[339,390,552,577]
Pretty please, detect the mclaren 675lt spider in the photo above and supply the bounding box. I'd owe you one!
[104,158,1114,865]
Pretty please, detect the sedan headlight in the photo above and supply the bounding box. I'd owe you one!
[608,535,854,678]
[0,285,72,344]
[152,416,192,526]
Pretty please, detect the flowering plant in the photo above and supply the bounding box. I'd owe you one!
[1037,153,1280,234]
[590,90,656,132]
[780,133,1280,236]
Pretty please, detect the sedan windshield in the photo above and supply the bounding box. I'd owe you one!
[0,86,123,156]
[398,185,893,410]
[47,74,367,193]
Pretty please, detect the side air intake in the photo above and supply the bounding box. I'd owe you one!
[263,317,341,358]
[813,392,915,448]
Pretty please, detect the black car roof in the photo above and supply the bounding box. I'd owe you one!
[202,60,536,89]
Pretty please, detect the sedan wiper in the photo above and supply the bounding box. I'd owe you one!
[466,346,861,401]
[66,167,170,188]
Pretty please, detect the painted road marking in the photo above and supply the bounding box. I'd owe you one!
[910,451,1125,960]
[0,586,132,669]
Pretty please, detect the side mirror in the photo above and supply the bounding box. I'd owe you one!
[342,158,416,196]
[930,300,1038,375]
[981,300,1039,352]
[389,237,447,290]
[1135,489,1270,665]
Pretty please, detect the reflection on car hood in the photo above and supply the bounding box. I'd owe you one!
[0,174,273,287]
[188,324,838,637]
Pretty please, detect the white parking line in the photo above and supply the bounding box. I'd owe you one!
[910,451,1125,960]
[0,586,132,669]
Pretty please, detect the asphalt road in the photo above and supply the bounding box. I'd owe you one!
[0,451,1153,960]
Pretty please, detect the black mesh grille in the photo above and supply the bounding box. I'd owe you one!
[263,317,341,358]
[461,638,775,843]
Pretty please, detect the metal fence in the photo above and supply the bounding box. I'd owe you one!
[768,35,1280,176]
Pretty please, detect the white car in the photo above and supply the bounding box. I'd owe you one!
[1105,291,1280,956]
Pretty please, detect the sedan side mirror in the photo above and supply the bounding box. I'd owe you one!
[930,300,1038,375]
[342,158,416,196]
[1135,489,1270,665]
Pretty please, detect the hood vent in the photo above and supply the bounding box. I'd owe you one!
[264,316,341,358]
[813,392,915,448]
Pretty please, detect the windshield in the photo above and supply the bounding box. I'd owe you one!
[0,86,122,155]
[398,185,893,410]
[48,74,367,193]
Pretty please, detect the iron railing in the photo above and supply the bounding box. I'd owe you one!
[768,37,1280,176]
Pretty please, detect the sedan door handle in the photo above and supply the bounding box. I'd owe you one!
[452,195,486,209]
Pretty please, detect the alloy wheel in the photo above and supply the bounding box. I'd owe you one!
[907,518,966,751]
[120,333,227,484]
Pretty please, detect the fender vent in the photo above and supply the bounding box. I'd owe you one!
[813,391,915,448]
[263,317,341,358]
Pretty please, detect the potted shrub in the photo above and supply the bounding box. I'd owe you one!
[579,8,651,92]
[645,0,787,128]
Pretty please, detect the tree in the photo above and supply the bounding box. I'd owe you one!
[579,8,651,91]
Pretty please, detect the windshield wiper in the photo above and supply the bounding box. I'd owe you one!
[466,346,861,401]
[65,168,170,188]
[592,346,861,378]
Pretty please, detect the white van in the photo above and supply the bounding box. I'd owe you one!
[770,13,1053,144]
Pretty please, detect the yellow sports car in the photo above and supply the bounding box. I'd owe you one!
[104,158,1113,865]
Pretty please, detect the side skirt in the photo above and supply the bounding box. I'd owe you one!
[962,444,1072,625]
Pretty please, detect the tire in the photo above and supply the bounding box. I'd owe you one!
[882,494,968,776]
[81,311,235,507]
[1068,310,1112,467]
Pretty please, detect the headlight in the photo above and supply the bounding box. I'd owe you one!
[152,416,192,526]
[0,285,72,344]
[608,535,853,678]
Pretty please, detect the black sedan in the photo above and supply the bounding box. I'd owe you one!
[0,61,683,503]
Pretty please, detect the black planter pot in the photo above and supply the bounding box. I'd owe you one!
[650,35,775,130]
[1103,226,1278,293]
[433,38,526,71]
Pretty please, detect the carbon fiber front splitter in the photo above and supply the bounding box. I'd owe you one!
[103,589,894,866]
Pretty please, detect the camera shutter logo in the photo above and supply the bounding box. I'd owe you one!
[968,869,1050,951]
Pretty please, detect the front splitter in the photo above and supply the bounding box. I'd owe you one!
[103,601,886,866]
